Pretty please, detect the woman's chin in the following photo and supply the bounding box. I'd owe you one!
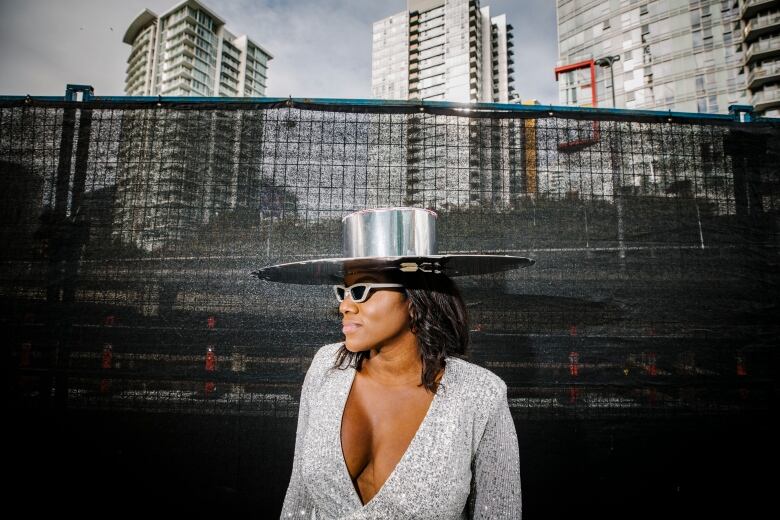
[342,340,367,353]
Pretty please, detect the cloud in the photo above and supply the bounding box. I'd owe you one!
[0,0,560,103]
[489,0,560,103]
[0,0,176,96]
[212,0,397,98]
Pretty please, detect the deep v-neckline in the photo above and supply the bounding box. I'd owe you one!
[337,361,449,509]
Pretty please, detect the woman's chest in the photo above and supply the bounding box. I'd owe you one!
[340,380,436,489]
[301,368,476,516]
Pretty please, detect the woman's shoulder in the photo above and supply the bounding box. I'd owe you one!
[314,341,344,359]
[445,355,507,402]
[304,341,346,377]
[300,342,344,394]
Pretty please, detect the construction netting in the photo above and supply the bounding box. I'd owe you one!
[2,97,778,517]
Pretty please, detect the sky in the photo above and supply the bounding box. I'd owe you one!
[0,0,559,103]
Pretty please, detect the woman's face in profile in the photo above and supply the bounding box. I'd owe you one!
[339,271,412,353]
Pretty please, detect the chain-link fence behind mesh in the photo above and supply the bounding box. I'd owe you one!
[2,99,778,418]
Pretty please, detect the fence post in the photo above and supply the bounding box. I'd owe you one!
[48,84,94,408]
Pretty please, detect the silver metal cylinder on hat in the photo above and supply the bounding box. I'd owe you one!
[342,207,438,257]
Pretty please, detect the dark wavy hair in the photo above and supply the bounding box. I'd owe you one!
[333,270,470,394]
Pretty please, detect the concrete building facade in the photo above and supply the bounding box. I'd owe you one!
[741,0,780,116]
[372,0,516,102]
[117,1,275,251]
[556,0,748,113]
[123,0,272,97]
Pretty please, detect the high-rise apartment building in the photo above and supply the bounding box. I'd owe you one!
[556,0,748,114]
[371,1,523,211]
[740,0,780,116]
[123,0,272,96]
[372,0,516,102]
[117,1,276,252]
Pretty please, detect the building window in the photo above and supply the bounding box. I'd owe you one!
[643,45,652,64]
[691,10,701,30]
[708,95,718,113]
[702,27,713,49]
[696,75,705,94]
[692,30,702,49]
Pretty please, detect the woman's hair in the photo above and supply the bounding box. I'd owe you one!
[334,270,470,394]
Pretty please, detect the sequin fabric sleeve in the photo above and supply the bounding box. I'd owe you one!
[466,380,522,519]
[280,347,324,519]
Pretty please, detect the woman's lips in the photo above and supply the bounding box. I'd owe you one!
[342,323,361,334]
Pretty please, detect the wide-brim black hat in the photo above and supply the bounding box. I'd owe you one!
[252,207,534,285]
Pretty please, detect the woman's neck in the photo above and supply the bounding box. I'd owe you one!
[362,334,422,387]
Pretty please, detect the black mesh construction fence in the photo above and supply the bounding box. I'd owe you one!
[2,98,778,516]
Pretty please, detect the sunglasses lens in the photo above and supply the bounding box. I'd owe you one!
[350,285,368,302]
[335,286,346,301]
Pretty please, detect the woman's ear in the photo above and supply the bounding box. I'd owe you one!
[407,301,418,333]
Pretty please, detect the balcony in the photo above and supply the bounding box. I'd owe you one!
[743,12,780,43]
[167,40,197,61]
[163,55,193,73]
[165,68,193,85]
[125,54,148,76]
[744,35,780,64]
[129,26,151,48]
[125,76,146,94]
[741,0,780,20]
[748,60,780,88]
[160,79,191,95]
[167,20,198,41]
[162,67,192,83]
[126,59,151,82]
[752,87,780,111]
[127,40,149,64]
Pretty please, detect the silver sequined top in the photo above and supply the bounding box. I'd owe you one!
[280,342,522,519]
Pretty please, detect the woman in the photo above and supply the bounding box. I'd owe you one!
[253,207,533,519]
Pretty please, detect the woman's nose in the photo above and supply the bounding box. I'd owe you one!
[339,294,358,314]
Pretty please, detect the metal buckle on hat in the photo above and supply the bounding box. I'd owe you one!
[399,262,441,274]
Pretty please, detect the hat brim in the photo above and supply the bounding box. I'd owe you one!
[252,255,534,285]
